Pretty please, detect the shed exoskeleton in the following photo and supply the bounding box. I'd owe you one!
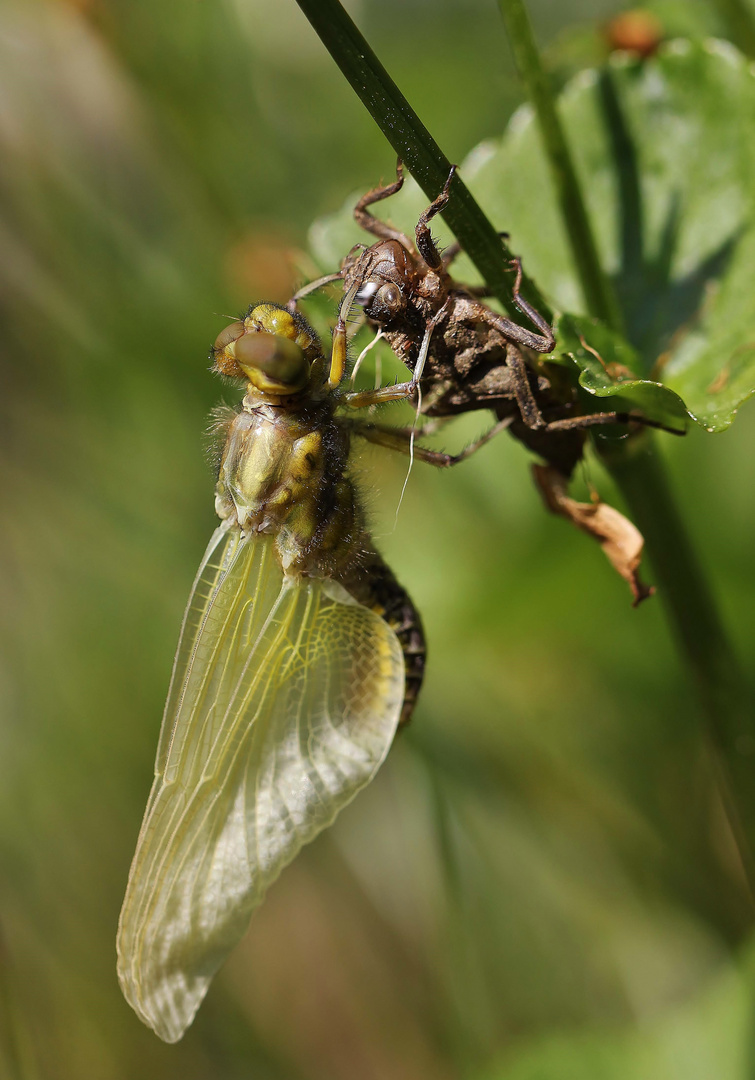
[291,161,684,477]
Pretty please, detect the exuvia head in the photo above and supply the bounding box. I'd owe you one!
[346,240,418,325]
[356,279,405,323]
[212,303,326,395]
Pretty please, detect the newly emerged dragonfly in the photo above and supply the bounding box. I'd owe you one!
[116,299,482,1042]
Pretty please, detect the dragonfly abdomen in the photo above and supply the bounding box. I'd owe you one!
[340,550,425,728]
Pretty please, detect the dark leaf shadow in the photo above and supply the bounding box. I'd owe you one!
[597,68,738,374]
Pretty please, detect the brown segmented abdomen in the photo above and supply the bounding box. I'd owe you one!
[339,548,426,728]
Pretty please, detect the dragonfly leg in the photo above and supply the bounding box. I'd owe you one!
[543,411,686,436]
[342,381,417,409]
[353,416,513,468]
[343,297,450,408]
[285,273,344,313]
[415,164,457,271]
[464,257,555,354]
[354,160,415,249]
[506,345,546,430]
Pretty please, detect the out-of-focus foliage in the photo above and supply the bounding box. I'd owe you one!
[1,1,755,1078]
[481,938,755,1079]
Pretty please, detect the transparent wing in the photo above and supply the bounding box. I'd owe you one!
[117,522,404,1043]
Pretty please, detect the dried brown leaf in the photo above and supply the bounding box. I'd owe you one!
[533,464,654,606]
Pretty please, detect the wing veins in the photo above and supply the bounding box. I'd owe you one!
[160,523,243,776]
[129,584,299,974]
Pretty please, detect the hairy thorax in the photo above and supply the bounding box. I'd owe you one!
[215,396,362,578]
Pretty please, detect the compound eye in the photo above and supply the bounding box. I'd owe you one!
[212,321,247,376]
[375,283,403,313]
[233,332,310,393]
[214,320,245,353]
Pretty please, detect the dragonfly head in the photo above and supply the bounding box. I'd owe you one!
[212,303,326,395]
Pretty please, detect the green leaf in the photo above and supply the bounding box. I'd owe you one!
[554,312,689,432]
[469,39,755,432]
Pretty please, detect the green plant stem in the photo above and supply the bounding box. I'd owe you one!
[294,0,549,320]
[496,0,624,333]
[606,435,755,885]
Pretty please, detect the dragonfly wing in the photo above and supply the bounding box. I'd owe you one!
[117,525,404,1043]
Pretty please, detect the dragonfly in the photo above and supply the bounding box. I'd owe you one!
[116,299,481,1043]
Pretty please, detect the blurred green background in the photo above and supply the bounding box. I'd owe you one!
[2,0,755,1077]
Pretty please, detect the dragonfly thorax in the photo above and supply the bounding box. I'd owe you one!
[215,401,362,578]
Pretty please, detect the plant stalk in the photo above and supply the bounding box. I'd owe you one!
[294,0,549,320]
[496,0,624,332]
